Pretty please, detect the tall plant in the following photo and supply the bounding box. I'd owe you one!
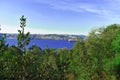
[0,25,7,53]
[17,15,30,52]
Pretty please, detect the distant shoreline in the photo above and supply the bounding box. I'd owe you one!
[0,33,87,40]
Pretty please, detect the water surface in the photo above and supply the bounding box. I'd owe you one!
[6,39,75,49]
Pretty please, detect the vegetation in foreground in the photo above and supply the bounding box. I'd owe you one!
[0,16,120,80]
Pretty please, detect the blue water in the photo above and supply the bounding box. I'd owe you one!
[6,39,75,49]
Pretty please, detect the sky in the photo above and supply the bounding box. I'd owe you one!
[0,0,120,35]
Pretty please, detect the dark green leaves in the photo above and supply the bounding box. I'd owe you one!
[17,15,31,51]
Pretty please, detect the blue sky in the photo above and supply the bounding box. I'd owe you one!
[0,0,120,35]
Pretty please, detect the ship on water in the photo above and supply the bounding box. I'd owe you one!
[68,39,76,42]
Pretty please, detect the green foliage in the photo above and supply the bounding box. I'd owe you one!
[28,45,42,55]
[1,16,120,80]
[112,28,120,53]
[57,48,70,80]
[111,27,120,80]
[0,34,8,53]
[39,48,58,79]
[17,15,30,51]
[70,38,90,80]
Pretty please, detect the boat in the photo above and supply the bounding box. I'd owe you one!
[68,39,75,42]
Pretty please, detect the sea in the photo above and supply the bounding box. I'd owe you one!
[6,39,75,49]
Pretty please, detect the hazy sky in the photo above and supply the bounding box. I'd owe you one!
[0,0,120,35]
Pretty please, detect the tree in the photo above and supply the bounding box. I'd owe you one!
[40,48,58,79]
[111,28,120,79]
[17,15,30,52]
[57,48,70,80]
[101,24,120,58]
[84,24,120,79]
[16,15,31,80]
[0,34,7,53]
[85,28,107,79]
[28,45,42,56]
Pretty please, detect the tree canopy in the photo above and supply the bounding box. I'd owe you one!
[0,16,120,80]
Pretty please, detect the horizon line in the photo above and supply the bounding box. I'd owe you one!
[0,32,87,36]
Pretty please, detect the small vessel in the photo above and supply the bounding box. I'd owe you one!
[68,39,75,42]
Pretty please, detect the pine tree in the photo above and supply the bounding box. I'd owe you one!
[17,15,31,52]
